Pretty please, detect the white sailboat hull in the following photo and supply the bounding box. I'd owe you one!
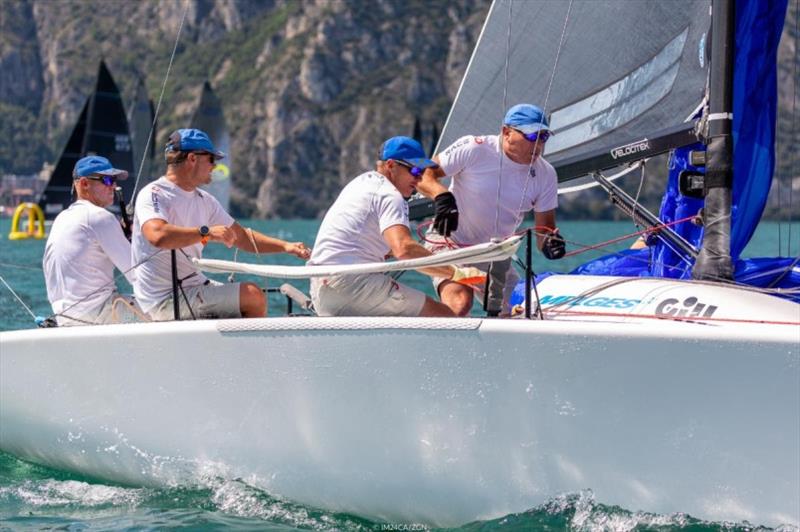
[1,283,798,526]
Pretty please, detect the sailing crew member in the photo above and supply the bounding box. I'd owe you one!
[417,103,566,316]
[307,136,483,317]
[131,128,311,320]
[43,156,139,326]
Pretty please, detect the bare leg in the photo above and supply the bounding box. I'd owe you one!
[418,296,456,317]
[239,282,267,318]
[438,280,474,317]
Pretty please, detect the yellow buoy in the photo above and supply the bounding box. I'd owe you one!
[8,202,46,240]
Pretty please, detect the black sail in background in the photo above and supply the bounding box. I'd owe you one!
[437,0,711,183]
[127,74,155,185]
[38,61,134,218]
[190,81,231,211]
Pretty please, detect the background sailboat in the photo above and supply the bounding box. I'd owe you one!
[190,81,231,211]
[37,61,134,218]
[127,74,156,187]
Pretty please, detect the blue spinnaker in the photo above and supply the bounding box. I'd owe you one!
[573,0,789,277]
[731,0,786,257]
[511,0,798,304]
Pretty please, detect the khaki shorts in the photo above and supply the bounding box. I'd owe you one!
[149,280,241,321]
[424,230,518,314]
[57,293,146,326]
[310,273,426,317]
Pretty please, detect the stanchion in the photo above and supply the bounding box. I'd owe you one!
[525,229,532,319]
[171,250,180,320]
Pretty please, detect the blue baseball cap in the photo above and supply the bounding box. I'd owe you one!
[504,104,551,135]
[379,136,437,168]
[73,156,129,180]
[165,128,225,159]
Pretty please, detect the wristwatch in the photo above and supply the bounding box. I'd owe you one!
[198,225,209,245]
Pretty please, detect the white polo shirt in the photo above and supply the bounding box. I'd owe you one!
[43,200,135,324]
[132,177,234,313]
[438,134,558,245]
[308,171,409,266]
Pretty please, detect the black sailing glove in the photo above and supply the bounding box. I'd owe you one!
[433,192,459,237]
[542,230,566,260]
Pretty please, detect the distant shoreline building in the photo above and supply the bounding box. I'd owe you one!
[0,164,52,217]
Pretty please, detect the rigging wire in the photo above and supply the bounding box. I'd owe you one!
[130,0,191,201]
[789,0,798,256]
[40,1,193,325]
[493,0,513,239]
[0,261,42,272]
[766,254,800,288]
[45,248,166,324]
[514,0,574,226]
[0,274,37,320]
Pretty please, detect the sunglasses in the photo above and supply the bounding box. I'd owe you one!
[511,128,550,144]
[86,175,117,186]
[394,160,424,177]
[193,151,215,162]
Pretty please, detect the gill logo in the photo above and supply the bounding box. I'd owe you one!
[655,297,718,318]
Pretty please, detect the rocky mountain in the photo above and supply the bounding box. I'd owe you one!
[0,0,796,219]
[0,0,488,217]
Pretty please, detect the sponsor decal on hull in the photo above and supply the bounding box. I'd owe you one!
[538,293,719,318]
[538,294,641,310]
[654,296,718,318]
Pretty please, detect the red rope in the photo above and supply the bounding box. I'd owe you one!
[417,215,699,258]
[561,214,698,258]
[537,308,800,326]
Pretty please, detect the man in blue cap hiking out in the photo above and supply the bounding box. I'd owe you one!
[131,128,311,321]
[307,136,484,317]
[43,155,140,325]
[417,103,566,317]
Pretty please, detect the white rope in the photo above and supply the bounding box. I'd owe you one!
[130,0,191,200]
[632,159,647,228]
[194,235,523,279]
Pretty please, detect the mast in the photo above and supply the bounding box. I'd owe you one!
[692,0,734,281]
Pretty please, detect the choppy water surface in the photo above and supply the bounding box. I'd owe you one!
[0,219,798,530]
[2,451,792,531]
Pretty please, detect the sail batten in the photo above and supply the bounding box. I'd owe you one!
[550,28,688,142]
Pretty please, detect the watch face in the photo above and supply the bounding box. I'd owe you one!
[200,225,209,236]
